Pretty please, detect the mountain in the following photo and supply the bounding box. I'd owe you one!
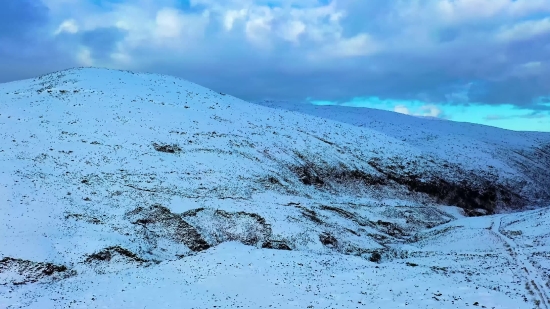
[255,99,550,213]
[0,68,549,309]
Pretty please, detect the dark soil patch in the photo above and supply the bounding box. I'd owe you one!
[214,210,268,226]
[331,169,387,186]
[298,207,324,224]
[129,204,210,252]
[319,205,372,227]
[262,240,292,251]
[292,164,324,186]
[319,205,355,219]
[373,220,407,238]
[181,208,205,217]
[0,257,71,286]
[65,213,102,224]
[288,153,524,215]
[152,143,181,153]
[369,251,382,263]
[211,210,271,245]
[368,158,521,215]
[319,232,338,247]
[85,246,148,264]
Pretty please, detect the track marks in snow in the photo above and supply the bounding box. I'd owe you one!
[492,217,550,308]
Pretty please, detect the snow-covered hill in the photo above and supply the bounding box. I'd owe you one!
[255,100,550,209]
[0,68,549,308]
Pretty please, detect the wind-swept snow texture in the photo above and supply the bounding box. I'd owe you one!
[0,68,549,308]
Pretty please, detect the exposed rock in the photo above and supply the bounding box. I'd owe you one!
[186,209,273,247]
[288,155,523,215]
[369,252,382,263]
[0,257,72,286]
[84,246,148,264]
[128,204,210,252]
[319,232,338,248]
[262,240,292,251]
[152,143,181,153]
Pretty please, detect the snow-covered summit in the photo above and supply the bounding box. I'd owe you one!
[1,68,549,308]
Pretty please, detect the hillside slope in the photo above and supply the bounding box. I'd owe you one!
[256,99,550,210]
[0,68,549,308]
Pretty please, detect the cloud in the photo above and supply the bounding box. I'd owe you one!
[55,19,79,35]
[0,0,75,82]
[420,105,443,118]
[319,33,381,58]
[483,111,549,121]
[394,105,410,115]
[0,0,549,115]
[496,17,550,43]
[0,0,48,39]
[394,104,444,118]
[0,0,49,58]
[480,109,550,131]
[81,27,127,61]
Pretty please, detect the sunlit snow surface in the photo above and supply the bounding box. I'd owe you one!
[0,68,549,308]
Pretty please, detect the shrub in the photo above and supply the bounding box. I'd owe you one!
[369,251,382,263]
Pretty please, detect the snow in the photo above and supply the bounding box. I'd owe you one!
[0,242,533,309]
[0,68,549,308]
[255,99,550,181]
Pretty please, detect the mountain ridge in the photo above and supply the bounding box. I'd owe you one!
[1,67,549,308]
[3,68,550,213]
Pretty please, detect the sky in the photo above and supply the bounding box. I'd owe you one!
[0,0,549,132]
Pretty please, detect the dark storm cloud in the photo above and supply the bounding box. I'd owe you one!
[468,33,550,107]
[0,0,48,39]
[0,0,549,110]
[81,27,128,60]
[0,0,75,83]
[148,41,547,109]
[133,1,550,109]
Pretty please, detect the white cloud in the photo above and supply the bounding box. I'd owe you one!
[111,50,133,67]
[324,33,381,58]
[76,47,93,66]
[394,104,443,118]
[419,104,442,117]
[278,20,306,43]
[52,0,364,61]
[223,9,247,31]
[394,105,410,115]
[506,0,550,17]
[156,8,186,39]
[154,7,210,42]
[244,7,274,47]
[219,1,350,48]
[496,17,550,42]
[435,0,509,23]
[396,0,550,26]
[54,19,79,35]
[42,0,550,58]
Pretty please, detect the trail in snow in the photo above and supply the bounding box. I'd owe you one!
[492,217,550,309]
